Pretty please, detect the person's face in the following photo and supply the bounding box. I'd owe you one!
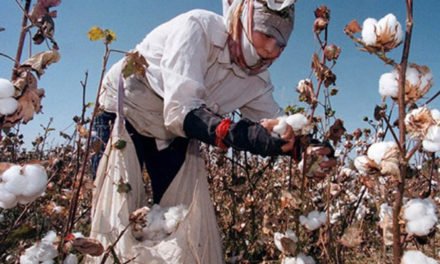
[251,31,284,63]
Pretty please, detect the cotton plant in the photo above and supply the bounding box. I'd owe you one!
[354,141,400,177]
[131,204,189,241]
[361,13,403,52]
[402,250,438,264]
[272,112,311,137]
[0,78,18,116]
[20,230,58,263]
[379,64,433,102]
[282,253,316,264]
[299,210,326,231]
[0,164,48,209]
[403,198,438,236]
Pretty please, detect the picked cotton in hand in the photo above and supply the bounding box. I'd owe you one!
[142,204,189,240]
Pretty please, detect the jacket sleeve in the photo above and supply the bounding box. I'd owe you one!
[183,106,287,157]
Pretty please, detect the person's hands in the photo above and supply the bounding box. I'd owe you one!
[260,118,295,153]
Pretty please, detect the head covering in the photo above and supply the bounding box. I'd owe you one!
[225,0,295,75]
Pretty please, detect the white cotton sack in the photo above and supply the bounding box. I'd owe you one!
[285,113,308,133]
[367,141,396,165]
[0,97,18,116]
[423,126,440,152]
[379,72,398,98]
[0,78,15,98]
[0,183,17,209]
[299,211,326,231]
[361,18,377,45]
[402,250,438,264]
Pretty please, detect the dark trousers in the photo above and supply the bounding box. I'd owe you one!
[92,112,189,203]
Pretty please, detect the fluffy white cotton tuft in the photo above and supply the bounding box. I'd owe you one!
[299,210,326,231]
[367,141,396,165]
[402,250,438,264]
[282,254,316,264]
[431,109,440,123]
[63,254,79,264]
[403,198,438,236]
[274,229,298,252]
[273,116,288,135]
[0,78,15,98]
[379,72,398,98]
[353,155,372,174]
[285,113,309,133]
[377,14,403,43]
[0,97,18,116]
[0,164,48,209]
[141,204,188,240]
[20,230,59,263]
[423,126,440,152]
[361,18,377,45]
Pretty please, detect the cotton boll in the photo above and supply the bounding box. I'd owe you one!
[402,250,438,264]
[296,253,316,264]
[273,117,288,136]
[0,97,18,116]
[361,18,377,45]
[282,257,296,264]
[0,78,15,98]
[35,242,58,261]
[63,254,79,264]
[163,205,188,234]
[404,198,438,236]
[354,155,372,174]
[285,113,308,133]
[379,72,398,98]
[431,109,440,123]
[20,253,39,264]
[367,141,396,165]
[406,66,420,86]
[2,165,28,196]
[420,69,433,89]
[406,217,437,236]
[42,230,58,244]
[22,164,48,197]
[0,183,17,209]
[300,211,326,231]
[423,126,440,152]
[404,199,429,221]
[274,229,298,252]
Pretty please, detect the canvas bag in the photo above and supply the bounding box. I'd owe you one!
[88,76,224,263]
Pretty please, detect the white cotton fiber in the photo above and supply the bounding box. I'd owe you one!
[420,69,433,89]
[0,78,15,98]
[0,183,17,209]
[273,116,288,136]
[22,164,48,197]
[0,97,18,116]
[274,229,298,252]
[63,254,79,264]
[423,126,440,152]
[431,109,440,123]
[403,198,438,236]
[163,204,188,234]
[299,210,326,231]
[402,250,438,264]
[142,204,189,240]
[283,254,316,264]
[285,113,308,132]
[20,231,59,263]
[354,155,372,174]
[361,18,377,45]
[367,141,396,165]
[406,66,420,86]
[2,165,28,196]
[379,72,398,98]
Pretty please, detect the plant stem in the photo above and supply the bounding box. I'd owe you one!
[392,1,413,263]
[12,0,31,80]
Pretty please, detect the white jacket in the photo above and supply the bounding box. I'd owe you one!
[99,9,282,141]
